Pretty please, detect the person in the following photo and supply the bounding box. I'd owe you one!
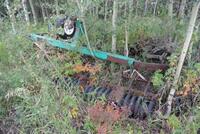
[55,16,77,39]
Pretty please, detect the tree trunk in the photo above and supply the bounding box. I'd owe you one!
[165,1,200,118]
[168,0,173,42]
[44,0,49,19]
[29,0,37,25]
[93,7,95,16]
[22,0,30,25]
[153,0,158,16]
[41,3,46,22]
[143,0,148,16]
[124,0,132,56]
[178,0,186,20]
[55,0,59,16]
[135,0,138,17]
[104,0,108,21]
[96,6,99,17]
[124,1,128,56]
[168,0,173,18]
[5,0,16,33]
[112,0,118,53]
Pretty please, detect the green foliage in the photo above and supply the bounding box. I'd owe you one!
[0,98,7,118]
[0,23,82,133]
[152,70,164,88]
[184,109,200,134]
[0,42,9,64]
[62,52,82,75]
[167,114,181,130]
[115,16,172,51]
[63,62,76,75]
[194,63,200,72]
[185,69,198,81]
[62,95,77,108]
[86,16,112,51]
[83,118,96,132]
[112,123,122,134]
[128,17,166,42]
[175,20,187,42]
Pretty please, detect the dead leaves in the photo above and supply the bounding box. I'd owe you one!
[87,102,124,134]
[70,107,79,118]
[73,63,101,74]
[176,77,200,96]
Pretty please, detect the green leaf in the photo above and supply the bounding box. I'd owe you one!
[152,70,164,88]
[62,96,77,108]
[194,63,200,72]
[168,114,181,130]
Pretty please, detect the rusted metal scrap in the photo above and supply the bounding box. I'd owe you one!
[54,72,158,119]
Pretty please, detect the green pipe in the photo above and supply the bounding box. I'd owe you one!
[29,33,136,65]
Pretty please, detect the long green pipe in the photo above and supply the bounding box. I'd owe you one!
[29,33,135,65]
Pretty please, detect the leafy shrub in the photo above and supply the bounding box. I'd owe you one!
[167,114,181,130]
[152,70,164,88]
[0,42,9,64]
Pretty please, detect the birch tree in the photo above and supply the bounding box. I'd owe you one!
[124,0,132,56]
[112,0,118,53]
[22,0,30,25]
[135,0,138,17]
[124,1,128,56]
[143,0,148,16]
[55,0,59,16]
[153,0,158,16]
[168,0,173,18]
[165,1,200,117]
[44,0,49,19]
[178,0,186,20]
[29,0,37,25]
[39,0,46,22]
[5,0,16,33]
[104,0,108,21]
[168,0,173,42]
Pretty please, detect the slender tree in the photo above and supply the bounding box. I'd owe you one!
[135,0,138,17]
[112,0,118,53]
[39,0,46,22]
[143,0,148,16]
[178,0,186,20]
[124,0,132,56]
[153,0,158,16]
[165,0,200,117]
[168,0,173,18]
[44,0,49,19]
[22,0,30,25]
[124,1,128,56]
[5,0,16,33]
[168,0,173,43]
[55,0,59,16]
[104,0,108,21]
[29,0,37,25]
